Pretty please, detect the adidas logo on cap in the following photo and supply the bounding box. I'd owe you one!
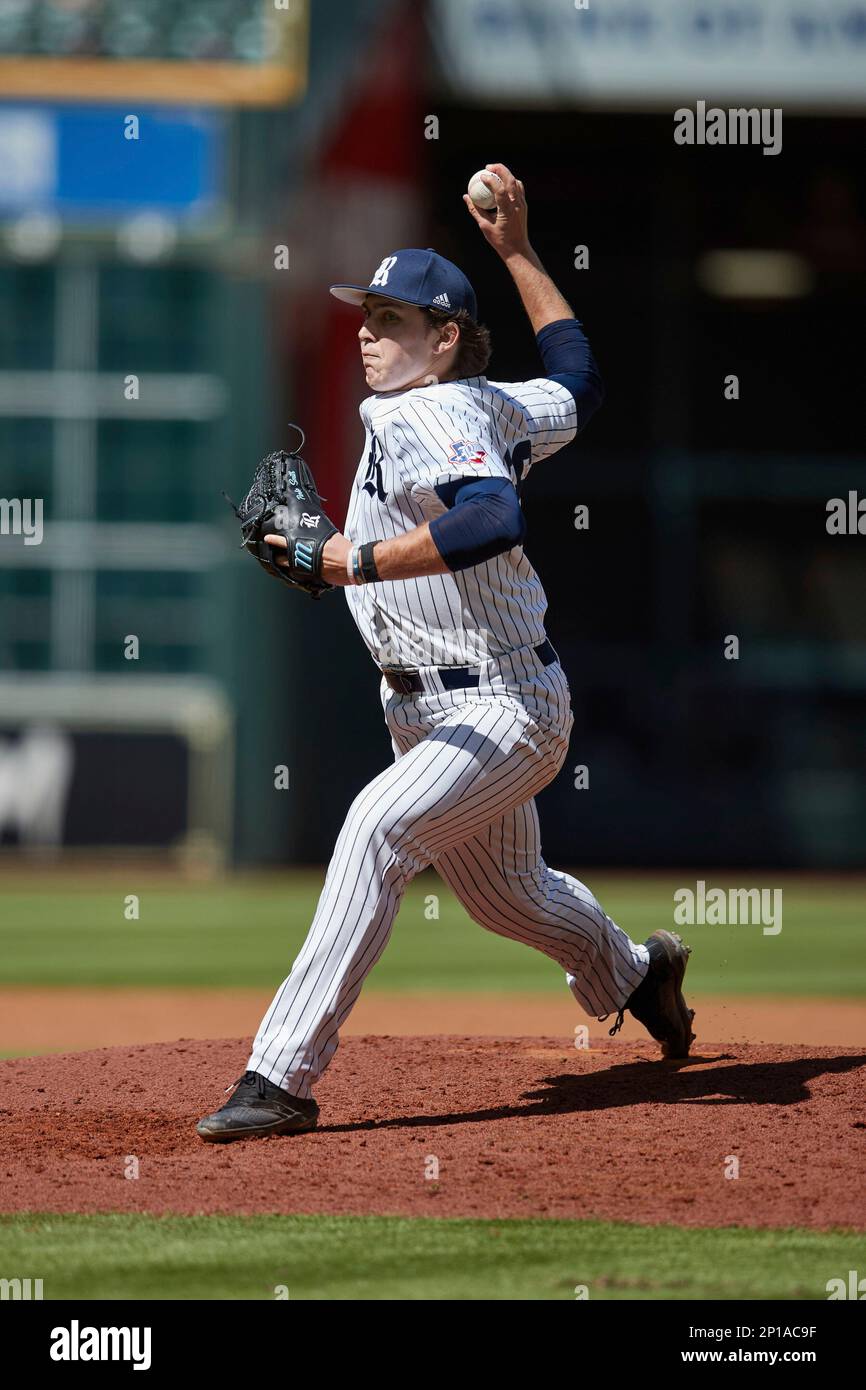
[431,292,451,308]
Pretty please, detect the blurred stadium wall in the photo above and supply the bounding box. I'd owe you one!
[0,0,864,871]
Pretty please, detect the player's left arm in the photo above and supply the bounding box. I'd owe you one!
[266,476,522,586]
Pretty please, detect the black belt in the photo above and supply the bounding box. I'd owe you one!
[381,640,558,695]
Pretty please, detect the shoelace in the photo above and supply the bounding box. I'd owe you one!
[224,1069,267,1096]
[598,954,657,1039]
[597,1009,625,1038]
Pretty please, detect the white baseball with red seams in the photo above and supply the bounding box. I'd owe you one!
[246,373,651,1098]
[468,169,502,209]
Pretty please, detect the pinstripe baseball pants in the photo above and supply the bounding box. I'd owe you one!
[247,651,650,1098]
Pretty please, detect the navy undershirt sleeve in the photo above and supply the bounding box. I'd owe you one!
[428,475,526,572]
[536,317,604,429]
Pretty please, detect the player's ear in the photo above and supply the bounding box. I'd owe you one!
[437,320,460,354]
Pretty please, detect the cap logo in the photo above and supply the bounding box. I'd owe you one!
[431,292,451,308]
[370,255,398,288]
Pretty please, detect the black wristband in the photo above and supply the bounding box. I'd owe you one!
[359,540,381,583]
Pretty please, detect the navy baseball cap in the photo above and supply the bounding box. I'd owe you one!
[330,248,477,320]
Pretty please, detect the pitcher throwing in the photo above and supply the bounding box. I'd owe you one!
[198,163,695,1143]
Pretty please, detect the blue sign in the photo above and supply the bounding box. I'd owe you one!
[0,105,223,221]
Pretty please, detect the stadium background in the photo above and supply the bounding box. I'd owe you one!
[1,0,864,871]
[0,0,864,1304]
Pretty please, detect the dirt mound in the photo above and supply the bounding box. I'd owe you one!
[1,1036,863,1229]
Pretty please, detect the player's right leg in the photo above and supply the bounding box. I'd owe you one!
[435,801,695,1056]
[434,800,648,1020]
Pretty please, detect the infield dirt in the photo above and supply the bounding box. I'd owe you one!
[1,1035,864,1229]
[2,988,864,1053]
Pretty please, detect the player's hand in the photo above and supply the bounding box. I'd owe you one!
[263,534,289,563]
[463,163,530,261]
[264,531,353,586]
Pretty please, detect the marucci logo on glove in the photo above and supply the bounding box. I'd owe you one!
[300,513,321,528]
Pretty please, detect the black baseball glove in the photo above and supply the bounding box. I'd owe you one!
[224,428,338,599]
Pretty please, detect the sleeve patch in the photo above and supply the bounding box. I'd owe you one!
[447,439,489,468]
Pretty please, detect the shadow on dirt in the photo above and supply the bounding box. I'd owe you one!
[319,1052,866,1132]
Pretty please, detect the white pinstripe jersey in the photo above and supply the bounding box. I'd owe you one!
[343,374,578,669]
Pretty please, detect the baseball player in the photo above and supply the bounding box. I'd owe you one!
[198,163,694,1142]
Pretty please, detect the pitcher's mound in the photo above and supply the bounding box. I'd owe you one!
[1,1036,863,1229]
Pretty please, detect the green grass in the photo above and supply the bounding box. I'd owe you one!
[1,870,864,996]
[0,1212,862,1300]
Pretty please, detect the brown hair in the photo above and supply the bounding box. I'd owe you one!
[422,306,492,379]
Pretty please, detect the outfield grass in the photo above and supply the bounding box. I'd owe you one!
[0,1212,861,1300]
[1,871,863,996]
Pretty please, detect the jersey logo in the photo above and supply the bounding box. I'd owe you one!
[300,513,320,528]
[448,439,487,467]
[370,255,398,288]
[362,433,387,501]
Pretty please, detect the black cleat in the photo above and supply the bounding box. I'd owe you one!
[196,1070,319,1143]
[605,930,696,1057]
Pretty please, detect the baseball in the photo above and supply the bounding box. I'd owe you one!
[467,169,502,210]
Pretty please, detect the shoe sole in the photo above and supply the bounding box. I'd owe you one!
[196,1114,318,1144]
[647,929,696,1058]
